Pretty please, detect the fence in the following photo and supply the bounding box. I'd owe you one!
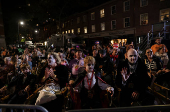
[67,104,170,112]
[0,104,48,112]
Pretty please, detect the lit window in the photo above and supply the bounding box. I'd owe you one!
[68,30,70,33]
[84,27,87,33]
[36,24,39,26]
[83,15,87,22]
[77,17,80,24]
[140,13,148,25]
[71,29,74,34]
[91,12,95,20]
[77,28,80,34]
[92,25,95,32]
[28,4,30,6]
[101,22,105,31]
[111,5,116,15]
[65,31,67,34]
[160,9,170,22]
[100,9,105,18]
[124,17,130,28]
[62,23,64,28]
[111,20,116,30]
[140,0,148,7]
[62,31,64,34]
[124,1,130,11]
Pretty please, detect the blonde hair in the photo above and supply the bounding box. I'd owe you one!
[84,56,95,66]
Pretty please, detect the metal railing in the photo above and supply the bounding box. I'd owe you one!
[0,104,48,112]
[67,104,170,112]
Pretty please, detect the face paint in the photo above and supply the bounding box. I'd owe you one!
[127,49,138,64]
[145,49,153,59]
[47,55,56,66]
[86,61,94,73]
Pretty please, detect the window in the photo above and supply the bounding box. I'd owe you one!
[57,25,59,29]
[111,5,116,15]
[101,22,105,31]
[77,17,80,24]
[77,28,80,34]
[83,15,87,22]
[111,20,116,30]
[62,31,64,34]
[65,22,67,27]
[100,9,105,18]
[62,23,64,28]
[68,30,70,33]
[71,19,73,25]
[140,13,148,25]
[92,25,95,32]
[71,29,74,34]
[91,12,95,20]
[84,27,87,33]
[124,17,130,28]
[160,9,170,22]
[140,0,148,7]
[124,1,130,11]
[65,31,67,34]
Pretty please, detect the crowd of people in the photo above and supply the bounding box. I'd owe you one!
[0,37,169,112]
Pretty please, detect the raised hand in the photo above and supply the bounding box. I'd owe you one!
[121,67,130,81]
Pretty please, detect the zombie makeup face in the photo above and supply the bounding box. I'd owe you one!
[47,55,56,66]
[85,61,94,73]
[145,49,153,59]
[127,49,138,64]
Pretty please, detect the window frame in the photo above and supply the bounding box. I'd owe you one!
[140,13,149,25]
[140,0,148,7]
[91,12,95,20]
[101,22,105,31]
[111,5,116,15]
[160,8,170,22]
[124,17,130,28]
[77,28,80,34]
[111,20,116,30]
[100,9,105,18]
[124,0,130,12]
[84,27,87,34]
[77,17,80,24]
[92,25,95,32]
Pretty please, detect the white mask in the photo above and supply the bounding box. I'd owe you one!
[127,49,138,64]
[86,63,94,73]
[48,55,56,66]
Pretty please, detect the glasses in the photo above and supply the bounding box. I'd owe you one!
[87,64,94,66]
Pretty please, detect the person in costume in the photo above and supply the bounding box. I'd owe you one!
[116,48,155,107]
[70,56,114,109]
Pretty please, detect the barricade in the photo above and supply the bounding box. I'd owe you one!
[0,104,48,112]
[67,104,170,112]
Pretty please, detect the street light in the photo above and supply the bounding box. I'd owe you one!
[18,21,24,43]
[35,30,38,33]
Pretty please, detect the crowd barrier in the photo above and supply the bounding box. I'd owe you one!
[67,104,170,112]
[0,104,48,112]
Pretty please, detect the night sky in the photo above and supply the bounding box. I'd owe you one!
[1,0,111,44]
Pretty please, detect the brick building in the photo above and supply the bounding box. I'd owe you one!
[0,0,6,48]
[58,0,170,47]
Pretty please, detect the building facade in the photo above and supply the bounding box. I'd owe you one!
[57,0,170,47]
[0,0,6,48]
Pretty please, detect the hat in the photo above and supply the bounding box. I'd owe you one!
[99,49,106,54]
